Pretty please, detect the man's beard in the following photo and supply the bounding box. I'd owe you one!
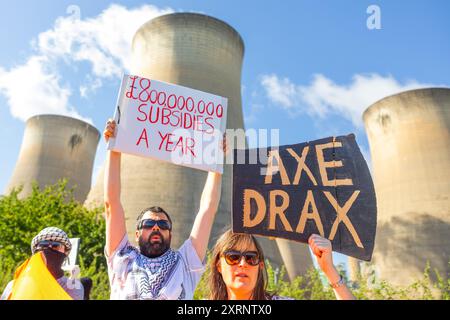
[138,230,171,258]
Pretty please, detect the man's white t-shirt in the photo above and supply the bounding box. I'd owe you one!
[106,235,205,300]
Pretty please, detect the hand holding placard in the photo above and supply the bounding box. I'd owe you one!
[104,118,116,143]
[108,74,228,173]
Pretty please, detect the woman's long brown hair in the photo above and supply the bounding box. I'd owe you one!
[208,229,271,300]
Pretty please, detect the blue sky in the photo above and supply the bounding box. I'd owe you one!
[0,1,449,267]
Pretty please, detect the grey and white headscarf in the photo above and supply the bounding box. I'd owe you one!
[31,227,72,254]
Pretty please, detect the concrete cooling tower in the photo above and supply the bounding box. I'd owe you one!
[276,238,313,280]
[85,13,299,268]
[363,88,450,286]
[5,114,100,203]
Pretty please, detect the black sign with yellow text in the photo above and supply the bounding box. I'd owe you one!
[232,134,377,261]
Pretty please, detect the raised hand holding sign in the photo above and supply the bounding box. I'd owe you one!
[107,74,228,173]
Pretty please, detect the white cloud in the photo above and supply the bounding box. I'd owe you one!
[244,103,264,125]
[80,77,103,98]
[261,74,297,109]
[0,56,89,122]
[37,4,173,77]
[0,4,173,123]
[260,73,442,127]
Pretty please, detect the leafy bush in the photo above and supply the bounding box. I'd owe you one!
[194,257,449,300]
[0,181,110,299]
[350,261,449,300]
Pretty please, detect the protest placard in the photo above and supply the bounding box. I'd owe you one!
[232,134,377,261]
[107,74,228,173]
[62,238,80,269]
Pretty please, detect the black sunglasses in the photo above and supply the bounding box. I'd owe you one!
[138,219,172,231]
[222,250,260,266]
[36,240,64,251]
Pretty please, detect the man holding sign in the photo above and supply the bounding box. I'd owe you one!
[103,119,226,300]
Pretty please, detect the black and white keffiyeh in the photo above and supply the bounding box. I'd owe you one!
[107,237,204,300]
[117,244,182,299]
[31,227,72,254]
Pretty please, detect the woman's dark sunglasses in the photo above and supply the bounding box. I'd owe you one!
[36,240,64,251]
[222,250,260,266]
[138,219,172,231]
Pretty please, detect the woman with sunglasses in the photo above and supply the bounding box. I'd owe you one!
[208,229,355,300]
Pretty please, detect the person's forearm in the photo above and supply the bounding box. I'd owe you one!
[323,267,356,300]
[190,171,222,261]
[104,151,121,205]
[199,172,222,213]
[104,150,126,256]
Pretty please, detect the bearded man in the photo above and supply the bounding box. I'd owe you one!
[103,119,226,300]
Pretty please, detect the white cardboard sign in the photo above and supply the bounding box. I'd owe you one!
[108,74,228,173]
[62,238,80,269]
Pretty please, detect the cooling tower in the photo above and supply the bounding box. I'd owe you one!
[85,13,288,266]
[347,257,361,283]
[5,114,100,202]
[276,239,314,280]
[363,88,450,286]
